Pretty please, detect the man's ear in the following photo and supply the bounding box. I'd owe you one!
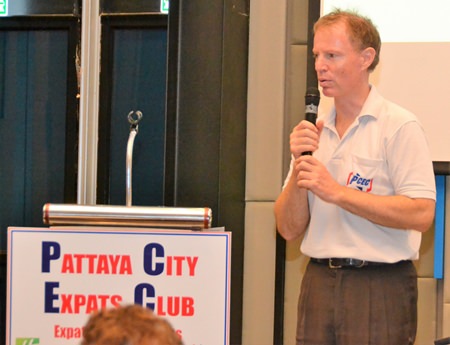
[361,47,376,70]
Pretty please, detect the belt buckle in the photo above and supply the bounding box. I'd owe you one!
[328,258,342,269]
[353,259,366,268]
[328,258,367,268]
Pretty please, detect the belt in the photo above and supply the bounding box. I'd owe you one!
[310,257,392,269]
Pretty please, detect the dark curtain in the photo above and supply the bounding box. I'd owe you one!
[0,29,68,248]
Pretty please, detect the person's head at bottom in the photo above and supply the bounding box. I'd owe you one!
[81,304,183,345]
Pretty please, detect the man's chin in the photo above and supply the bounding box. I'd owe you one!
[320,87,334,98]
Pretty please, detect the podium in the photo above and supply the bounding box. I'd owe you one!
[6,113,232,344]
[6,226,231,345]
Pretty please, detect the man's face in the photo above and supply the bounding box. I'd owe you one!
[313,22,366,98]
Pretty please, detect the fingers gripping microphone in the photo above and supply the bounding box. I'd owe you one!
[302,87,321,155]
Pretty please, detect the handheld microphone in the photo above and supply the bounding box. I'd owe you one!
[302,87,321,155]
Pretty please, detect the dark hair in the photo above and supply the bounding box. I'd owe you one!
[314,9,381,72]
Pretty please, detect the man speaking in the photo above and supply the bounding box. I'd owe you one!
[274,9,436,345]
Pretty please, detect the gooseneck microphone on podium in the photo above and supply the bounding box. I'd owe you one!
[302,87,321,156]
[43,111,212,230]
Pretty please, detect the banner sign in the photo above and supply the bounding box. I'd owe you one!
[7,227,231,345]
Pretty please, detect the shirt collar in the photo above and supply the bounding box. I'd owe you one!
[321,85,384,129]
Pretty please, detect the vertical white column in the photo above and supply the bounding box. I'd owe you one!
[77,0,101,205]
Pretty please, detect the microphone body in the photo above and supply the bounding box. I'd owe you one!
[302,87,321,155]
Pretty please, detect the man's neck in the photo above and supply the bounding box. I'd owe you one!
[333,83,371,137]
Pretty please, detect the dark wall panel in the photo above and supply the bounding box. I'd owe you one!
[108,28,167,206]
[0,29,69,248]
[101,0,160,14]
[97,15,168,206]
[175,0,224,211]
[175,0,249,343]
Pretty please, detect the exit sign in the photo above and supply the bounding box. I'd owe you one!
[161,0,169,13]
[0,0,7,16]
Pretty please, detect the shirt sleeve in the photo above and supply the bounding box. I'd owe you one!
[386,121,436,200]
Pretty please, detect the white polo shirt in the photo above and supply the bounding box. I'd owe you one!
[287,86,436,262]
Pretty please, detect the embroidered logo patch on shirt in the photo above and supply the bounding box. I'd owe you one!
[346,172,373,192]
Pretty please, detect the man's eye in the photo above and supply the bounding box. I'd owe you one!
[312,53,336,60]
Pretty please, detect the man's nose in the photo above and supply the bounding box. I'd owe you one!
[315,56,326,72]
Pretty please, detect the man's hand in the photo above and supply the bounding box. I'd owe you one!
[294,155,343,204]
[290,120,324,158]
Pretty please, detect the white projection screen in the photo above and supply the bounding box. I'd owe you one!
[319,0,450,163]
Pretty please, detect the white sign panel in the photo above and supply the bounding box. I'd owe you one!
[7,227,231,345]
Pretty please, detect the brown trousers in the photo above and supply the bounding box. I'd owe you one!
[296,260,417,345]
